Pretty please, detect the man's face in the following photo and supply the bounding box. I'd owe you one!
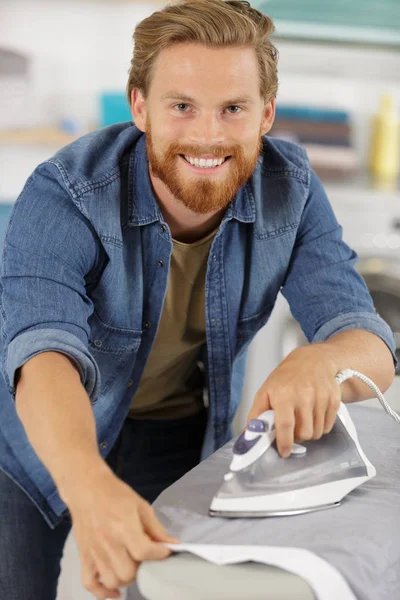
[132,43,275,215]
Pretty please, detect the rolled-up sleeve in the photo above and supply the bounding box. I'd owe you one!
[281,169,397,369]
[0,161,103,402]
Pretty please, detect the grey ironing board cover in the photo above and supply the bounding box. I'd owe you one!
[133,405,400,600]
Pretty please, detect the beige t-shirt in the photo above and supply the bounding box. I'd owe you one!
[128,227,217,420]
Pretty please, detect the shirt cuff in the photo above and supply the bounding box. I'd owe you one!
[5,328,101,402]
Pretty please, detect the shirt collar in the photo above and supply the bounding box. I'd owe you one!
[128,133,256,227]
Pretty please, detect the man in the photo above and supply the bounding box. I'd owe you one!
[0,1,396,599]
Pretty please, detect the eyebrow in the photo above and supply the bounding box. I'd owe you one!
[160,92,255,105]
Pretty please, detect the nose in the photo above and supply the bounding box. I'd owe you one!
[187,111,225,147]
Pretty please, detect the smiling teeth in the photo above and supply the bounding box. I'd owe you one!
[184,156,226,168]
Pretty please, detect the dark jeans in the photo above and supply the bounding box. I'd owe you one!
[0,407,207,600]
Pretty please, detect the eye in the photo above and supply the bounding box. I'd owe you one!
[173,104,243,114]
[226,106,242,114]
[174,104,190,112]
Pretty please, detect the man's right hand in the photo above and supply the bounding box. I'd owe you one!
[64,467,180,599]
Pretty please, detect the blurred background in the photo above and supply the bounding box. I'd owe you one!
[0,1,399,598]
[0,0,399,220]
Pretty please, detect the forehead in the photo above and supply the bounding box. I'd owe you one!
[150,43,261,100]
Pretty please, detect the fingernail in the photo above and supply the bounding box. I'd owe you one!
[281,448,291,458]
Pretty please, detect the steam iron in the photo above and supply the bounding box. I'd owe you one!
[209,369,400,518]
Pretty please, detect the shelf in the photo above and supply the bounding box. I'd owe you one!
[255,0,400,49]
[0,127,88,146]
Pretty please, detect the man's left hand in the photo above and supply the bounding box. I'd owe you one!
[245,344,342,458]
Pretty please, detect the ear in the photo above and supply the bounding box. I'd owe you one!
[130,88,147,132]
[260,97,276,136]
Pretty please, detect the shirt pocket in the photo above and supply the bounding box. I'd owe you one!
[88,310,142,396]
[236,302,275,343]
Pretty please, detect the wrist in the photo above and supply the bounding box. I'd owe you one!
[58,456,113,506]
[285,343,340,376]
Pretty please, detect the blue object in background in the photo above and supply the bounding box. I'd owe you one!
[0,204,13,249]
[99,92,132,127]
[275,105,349,123]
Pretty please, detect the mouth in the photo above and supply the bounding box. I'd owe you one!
[179,155,232,175]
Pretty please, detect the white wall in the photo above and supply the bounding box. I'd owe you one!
[1,0,160,123]
[0,0,160,199]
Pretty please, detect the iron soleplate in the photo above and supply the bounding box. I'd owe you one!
[209,500,341,518]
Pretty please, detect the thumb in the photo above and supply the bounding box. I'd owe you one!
[140,503,180,544]
[245,391,272,426]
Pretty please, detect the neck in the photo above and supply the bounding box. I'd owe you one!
[149,171,225,243]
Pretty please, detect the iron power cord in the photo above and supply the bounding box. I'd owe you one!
[335,369,400,424]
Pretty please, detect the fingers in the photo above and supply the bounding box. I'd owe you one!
[127,537,172,562]
[81,530,171,599]
[81,556,121,600]
[312,406,326,440]
[246,390,272,425]
[116,502,177,566]
[294,399,314,442]
[295,398,326,441]
[274,406,295,458]
[71,473,179,600]
[81,537,138,597]
[93,537,139,589]
[78,504,177,599]
[324,387,341,434]
[274,389,340,457]
[139,501,180,545]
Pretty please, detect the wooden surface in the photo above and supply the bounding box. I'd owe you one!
[0,127,88,146]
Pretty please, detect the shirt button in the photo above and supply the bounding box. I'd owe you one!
[94,340,103,348]
[100,442,108,449]
[157,260,164,267]
[143,320,151,329]
[160,225,167,232]
[127,379,134,387]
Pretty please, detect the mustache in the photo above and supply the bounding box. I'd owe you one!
[167,144,238,159]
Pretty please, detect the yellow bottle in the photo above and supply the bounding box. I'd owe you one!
[369,94,400,181]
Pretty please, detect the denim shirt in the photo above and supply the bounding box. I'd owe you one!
[0,123,396,529]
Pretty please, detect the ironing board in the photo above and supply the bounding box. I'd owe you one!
[129,404,400,600]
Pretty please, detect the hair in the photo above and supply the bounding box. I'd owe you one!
[126,0,278,106]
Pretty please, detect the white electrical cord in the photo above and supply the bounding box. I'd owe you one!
[335,368,400,424]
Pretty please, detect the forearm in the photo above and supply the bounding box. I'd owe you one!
[309,329,395,402]
[15,351,108,504]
